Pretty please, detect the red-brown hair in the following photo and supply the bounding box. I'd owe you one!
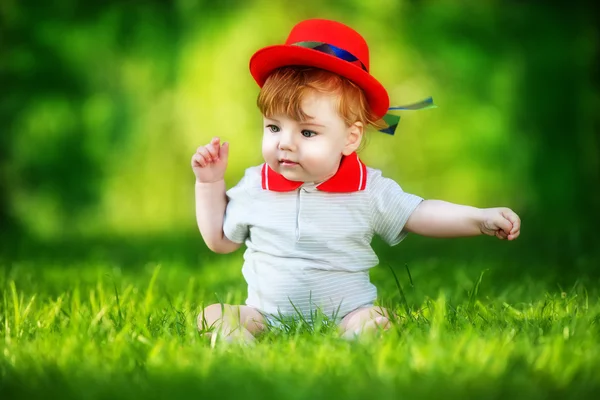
[257,66,387,130]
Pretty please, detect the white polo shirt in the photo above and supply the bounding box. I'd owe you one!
[222,152,423,320]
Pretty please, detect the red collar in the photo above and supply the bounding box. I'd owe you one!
[261,152,367,193]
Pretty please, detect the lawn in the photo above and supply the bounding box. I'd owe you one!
[1,234,599,399]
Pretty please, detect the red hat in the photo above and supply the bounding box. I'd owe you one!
[249,19,390,119]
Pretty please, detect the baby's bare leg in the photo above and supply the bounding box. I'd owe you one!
[339,306,391,339]
[198,304,266,344]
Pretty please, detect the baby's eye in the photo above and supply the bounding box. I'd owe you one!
[266,124,280,133]
[301,130,317,138]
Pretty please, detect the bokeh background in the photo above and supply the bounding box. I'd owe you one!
[1,0,599,284]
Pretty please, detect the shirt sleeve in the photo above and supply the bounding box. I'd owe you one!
[369,169,423,246]
[222,172,252,244]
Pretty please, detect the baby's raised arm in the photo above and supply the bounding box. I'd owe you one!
[404,200,521,240]
[191,137,241,254]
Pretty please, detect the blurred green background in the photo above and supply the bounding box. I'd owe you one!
[1,0,599,280]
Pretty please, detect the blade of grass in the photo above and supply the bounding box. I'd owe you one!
[144,265,161,312]
[405,263,414,288]
[387,263,412,320]
[10,281,20,339]
[468,270,487,311]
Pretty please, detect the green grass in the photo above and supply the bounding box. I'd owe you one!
[2,236,600,399]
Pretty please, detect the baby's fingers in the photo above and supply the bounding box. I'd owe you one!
[494,215,513,235]
[192,147,211,167]
[191,153,207,168]
[191,153,203,168]
[495,230,508,240]
[206,137,221,161]
[507,230,520,241]
[499,208,521,240]
[502,211,521,240]
[510,218,520,236]
[502,209,521,234]
[507,225,521,240]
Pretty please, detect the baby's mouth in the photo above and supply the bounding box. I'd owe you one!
[279,159,299,167]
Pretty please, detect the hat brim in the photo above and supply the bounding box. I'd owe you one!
[249,45,390,119]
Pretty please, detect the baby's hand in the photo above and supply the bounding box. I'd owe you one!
[191,137,229,183]
[480,207,521,240]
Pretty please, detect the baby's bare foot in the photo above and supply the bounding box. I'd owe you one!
[341,316,390,340]
[210,326,256,348]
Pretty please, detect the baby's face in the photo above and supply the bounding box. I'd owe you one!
[262,91,361,183]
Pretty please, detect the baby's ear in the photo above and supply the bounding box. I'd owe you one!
[342,121,364,155]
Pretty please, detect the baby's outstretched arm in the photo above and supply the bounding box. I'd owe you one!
[191,137,241,254]
[404,200,521,240]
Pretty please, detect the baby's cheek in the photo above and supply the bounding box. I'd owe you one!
[261,137,276,161]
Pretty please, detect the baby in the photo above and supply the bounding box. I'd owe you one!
[191,19,521,344]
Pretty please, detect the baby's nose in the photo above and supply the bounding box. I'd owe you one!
[278,131,296,151]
